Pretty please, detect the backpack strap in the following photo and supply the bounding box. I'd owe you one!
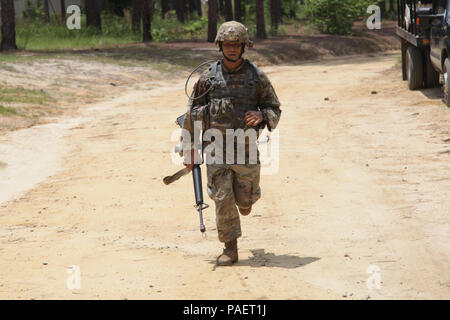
[209,60,225,84]
[244,60,260,87]
[211,60,226,85]
[209,59,259,86]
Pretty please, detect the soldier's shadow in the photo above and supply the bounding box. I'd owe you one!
[236,249,320,269]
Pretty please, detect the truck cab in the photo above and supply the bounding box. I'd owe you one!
[429,0,450,73]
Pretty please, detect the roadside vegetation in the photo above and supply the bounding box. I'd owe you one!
[0,85,53,105]
[0,105,18,116]
[7,0,394,51]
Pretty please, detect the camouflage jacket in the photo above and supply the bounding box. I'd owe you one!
[182,59,281,164]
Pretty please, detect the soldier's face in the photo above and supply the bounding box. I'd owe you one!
[222,41,243,60]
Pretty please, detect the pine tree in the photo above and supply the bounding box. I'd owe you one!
[234,0,242,21]
[175,0,185,23]
[270,0,279,33]
[86,0,102,31]
[208,0,218,42]
[224,0,233,21]
[132,0,142,34]
[60,0,66,20]
[43,0,50,22]
[142,0,153,42]
[161,0,170,19]
[0,0,17,51]
[256,0,267,39]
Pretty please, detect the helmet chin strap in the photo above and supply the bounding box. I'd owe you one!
[223,53,241,63]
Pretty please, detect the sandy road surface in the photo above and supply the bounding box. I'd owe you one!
[0,52,449,299]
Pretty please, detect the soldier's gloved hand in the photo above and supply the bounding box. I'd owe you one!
[244,111,264,127]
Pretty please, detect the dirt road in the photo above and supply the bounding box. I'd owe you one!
[0,52,449,299]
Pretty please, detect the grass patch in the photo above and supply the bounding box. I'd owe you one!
[0,52,55,63]
[0,85,54,105]
[0,105,17,116]
[16,13,140,51]
[13,12,209,51]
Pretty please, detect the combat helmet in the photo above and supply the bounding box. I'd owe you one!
[215,21,253,48]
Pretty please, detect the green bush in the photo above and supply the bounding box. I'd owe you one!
[150,12,208,42]
[304,0,371,35]
[183,16,208,36]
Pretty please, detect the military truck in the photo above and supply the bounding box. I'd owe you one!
[396,0,450,106]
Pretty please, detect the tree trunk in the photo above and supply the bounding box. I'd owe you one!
[161,0,170,19]
[224,0,232,21]
[270,0,279,32]
[43,0,50,22]
[132,0,142,34]
[207,0,217,42]
[276,0,281,23]
[60,0,66,20]
[196,0,202,16]
[142,0,153,42]
[256,0,266,39]
[389,0,394,12]
[378,0,386,17]
[86,0,102,31]
[188,0,195,17]
[234,0,242,21]
[0,0,17,51]
[218,0,224,17]
[175,0,185,23]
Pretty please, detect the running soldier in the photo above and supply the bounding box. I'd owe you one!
[182,21,281,266]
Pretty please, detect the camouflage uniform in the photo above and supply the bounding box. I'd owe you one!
[182,22,281,243]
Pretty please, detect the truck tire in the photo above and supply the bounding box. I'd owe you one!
[406,46,423,90]
[401,40,407,81]
[425,53,440,88]
[442,58,450,107]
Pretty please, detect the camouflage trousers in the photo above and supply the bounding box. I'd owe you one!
[206,163,261,243]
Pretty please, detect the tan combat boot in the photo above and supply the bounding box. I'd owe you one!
[216,239,238,266]
[238,206,252,216]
